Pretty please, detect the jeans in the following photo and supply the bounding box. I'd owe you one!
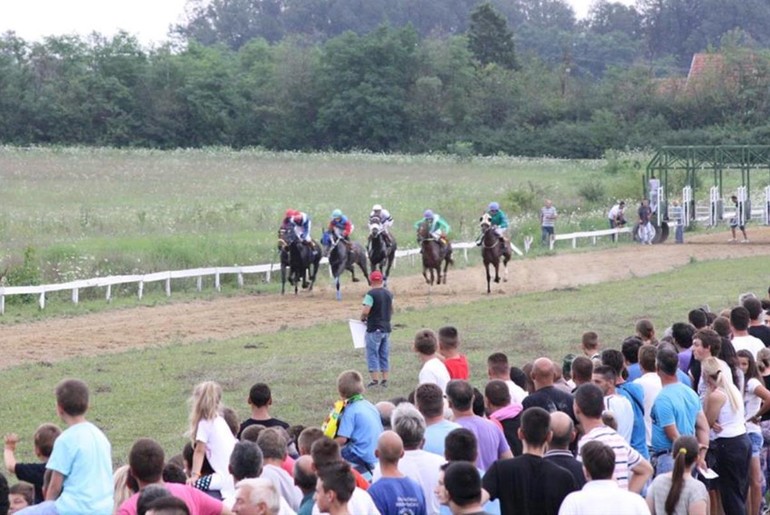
[713,434,752,515]
[541,226,554,245]
[651,451,675,477]
[365,330,390,373]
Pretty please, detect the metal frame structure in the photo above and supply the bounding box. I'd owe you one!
[644,145,770,242]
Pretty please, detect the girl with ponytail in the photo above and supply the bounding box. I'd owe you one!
[646,436,708,514]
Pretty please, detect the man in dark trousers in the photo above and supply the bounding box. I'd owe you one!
[360,270,394,388]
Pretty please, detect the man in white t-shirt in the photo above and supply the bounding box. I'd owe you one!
[592,366,635,445]
[632,345,662,447]
[487,352,528,404]
[731,306,765,359]
[414,329,450,392]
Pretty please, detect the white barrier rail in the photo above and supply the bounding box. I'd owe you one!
[0,233,615,313]
[549,226,632,250]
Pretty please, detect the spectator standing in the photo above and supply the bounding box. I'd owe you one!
[368,431,426,515]
[522,358,577,424]
[360,270,393,389]
[484,380,523,456]
[437,462,490,515]
[558,441,650,515]
[645,436,708,515]
[294,456,316,515]
[744,297,770,347]
[637,199,653,245]
[592,366,635,445]
[574,384,652,493]
[446,380,512,471]
[487,353,527,404]
[482,407,578,515]
[313,463,356,515]
[633,346,662,448]
[545,412,586,489]
[540,200,557,246]
[232,478,282,515]
[415,383,460,458]
[730,306,765,360]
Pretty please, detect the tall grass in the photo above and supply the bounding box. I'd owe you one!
[1,147,643,284]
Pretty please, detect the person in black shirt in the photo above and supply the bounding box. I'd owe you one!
[482,407,578,515]
[522,358,577,424]
[237,383,290,439]
[4,423,61,504]
[544,412,586,488]
[361,270,394,388]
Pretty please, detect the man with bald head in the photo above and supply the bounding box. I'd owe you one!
[367,431,426,515]
[294,456,316,515]
[543,412,585,488]
[522,357,577,424]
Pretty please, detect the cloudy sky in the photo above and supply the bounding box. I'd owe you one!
[1,0,636,46]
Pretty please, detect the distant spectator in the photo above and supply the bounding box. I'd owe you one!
[257,428,302,511]
[438,462,486,515]
[581,332,600,360]
[414,383,460,458]
[636,319,658,347]
[487,353,527,404]
[232,478,280,515]
[744,297,770,347]
[621,337,644,381]
[314,462,355,515]
[294,456,316,515]
[375,401,396,430]
[570,356,593,391]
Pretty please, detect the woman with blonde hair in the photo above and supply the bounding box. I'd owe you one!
[736,350,770,515]
[187,381,237,498]
[646,436,708,515]
[112,464,135,513]
[701,356,752,515]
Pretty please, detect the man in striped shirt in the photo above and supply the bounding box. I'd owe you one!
[574,383,653,493]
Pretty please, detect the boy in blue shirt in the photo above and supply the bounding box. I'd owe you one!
[20,379,113,515]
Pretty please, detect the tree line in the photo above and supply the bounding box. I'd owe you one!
[1,0,770,157]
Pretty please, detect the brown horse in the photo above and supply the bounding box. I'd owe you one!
[416,221,453,285]
[479,213,511,293]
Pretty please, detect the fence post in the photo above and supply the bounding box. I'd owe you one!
[165,277,171,297]
[237,272,244,288]
[196,276,203,292]
[463,247,468,262]
[215,272,221,292]
[138,281,144,300]
[72,288,79,305]
[106,284,112,302]
[0,295,4,315]
[39,292,45,310]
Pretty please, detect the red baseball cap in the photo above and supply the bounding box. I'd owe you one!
[370,271,383,282]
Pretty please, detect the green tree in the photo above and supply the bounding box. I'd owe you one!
[467,3,517,69]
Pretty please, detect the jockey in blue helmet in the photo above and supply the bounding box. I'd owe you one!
[414,209,450,249]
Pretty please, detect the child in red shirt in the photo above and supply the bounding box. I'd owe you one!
[438,326,470,379]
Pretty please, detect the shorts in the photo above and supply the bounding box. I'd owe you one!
[750,431,763,457]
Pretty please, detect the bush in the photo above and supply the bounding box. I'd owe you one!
[578,180,606,204]
[4,247,41,304]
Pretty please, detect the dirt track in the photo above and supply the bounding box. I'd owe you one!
[2,229,769,369]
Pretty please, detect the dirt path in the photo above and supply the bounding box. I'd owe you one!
[2,229,769,368]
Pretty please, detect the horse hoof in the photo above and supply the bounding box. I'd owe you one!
[352,278,360,282]
[336,292,342,301]
[494,278,500,283]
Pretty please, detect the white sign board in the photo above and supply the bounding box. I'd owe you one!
[348,319,367,349]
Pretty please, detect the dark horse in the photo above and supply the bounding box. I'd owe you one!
[322,232,370,300]
[367,217,397,285]
[479,213,511,293]
[416,221,453,286]
[278,227,321,295]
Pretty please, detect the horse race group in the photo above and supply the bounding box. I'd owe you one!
[276,202,521,296]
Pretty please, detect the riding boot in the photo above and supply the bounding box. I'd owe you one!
[475,235,482,246]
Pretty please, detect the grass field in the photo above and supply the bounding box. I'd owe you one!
[0,254,765,466]
[1,147,643,288]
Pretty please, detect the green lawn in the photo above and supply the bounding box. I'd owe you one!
[0,254,764,465]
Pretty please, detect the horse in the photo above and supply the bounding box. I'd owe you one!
[416,221,453,286]
[479,213,511,293]
[367,217,397,285]
[322,232,370,300]
[278,227,321,295]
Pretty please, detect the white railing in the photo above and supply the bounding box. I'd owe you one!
[0,232,618,313]
[549,226,632,250]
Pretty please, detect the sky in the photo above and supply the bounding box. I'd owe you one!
[1,0,636,46]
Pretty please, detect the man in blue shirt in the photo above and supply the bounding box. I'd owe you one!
[650,348,710,475]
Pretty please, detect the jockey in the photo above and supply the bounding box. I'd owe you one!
[477,201,509,245]
[282,209,297,230]
[328,209,354,242]
[414,209,450,249]
[369,204,394,245]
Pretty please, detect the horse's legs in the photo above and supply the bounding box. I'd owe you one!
[503,253,509,283]
[493,260,501,283]
[335,277,341,301]
[442,257,449,284]
[281,267,287,295]
[485,262,492,294]
[423,266,430,285]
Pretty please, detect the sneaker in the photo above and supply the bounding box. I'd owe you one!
[366,380,379,388]
[728,238,737,242]
[742,239,749,243]
[380,380,388,388]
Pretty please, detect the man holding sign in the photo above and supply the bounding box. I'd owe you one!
[361,271,393,389]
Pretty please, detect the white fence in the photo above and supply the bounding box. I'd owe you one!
[0,231,624,314]
[549,226,632,250]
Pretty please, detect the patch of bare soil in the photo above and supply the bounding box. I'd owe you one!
[2,229,769,368]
